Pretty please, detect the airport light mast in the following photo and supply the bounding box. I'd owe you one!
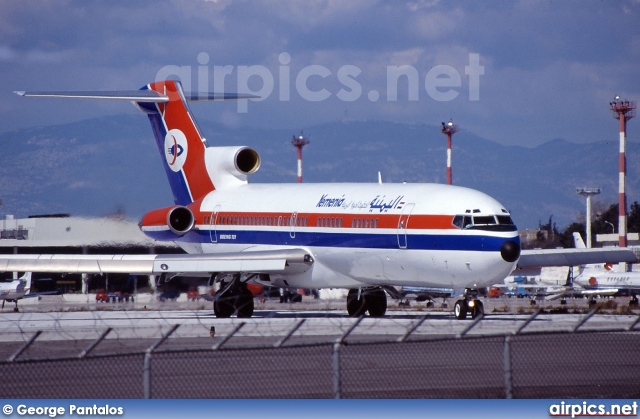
[292,132,310,183]
[610,96,636,247]
[441,119,458,185]
[576,187,601,248]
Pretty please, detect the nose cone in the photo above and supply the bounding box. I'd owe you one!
[500,240,521,263]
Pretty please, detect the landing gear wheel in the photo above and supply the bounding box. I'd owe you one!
[236,288,255,318]
[347,289,367,317]
[454,299,468,320]
[213,278,255,318]
[470,300,484,319]
[629,296,639,307]
[366,289,387,317]
[213,293,234,318]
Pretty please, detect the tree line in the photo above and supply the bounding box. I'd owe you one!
[527,201,640,249]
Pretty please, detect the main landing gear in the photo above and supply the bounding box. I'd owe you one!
[1,299,20,313]
[453,290,484,320]
[212,274,254,318]
[346,287,387,317]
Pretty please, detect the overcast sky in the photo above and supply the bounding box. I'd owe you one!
[1,0,639,147]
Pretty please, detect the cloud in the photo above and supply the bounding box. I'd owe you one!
[0,0,638,149]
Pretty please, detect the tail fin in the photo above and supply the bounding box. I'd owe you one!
[18,272,32,295]
[15,81,257,204]
[136,81,214,205]
[573,232,607,270]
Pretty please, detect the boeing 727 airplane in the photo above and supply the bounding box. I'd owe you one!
[2,80,636,319]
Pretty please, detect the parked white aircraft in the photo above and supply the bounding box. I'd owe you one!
[569,233,640,306]
[2,80,636,319]
[0,272,32,312]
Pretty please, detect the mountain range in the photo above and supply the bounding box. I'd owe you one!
[1,114,638,230]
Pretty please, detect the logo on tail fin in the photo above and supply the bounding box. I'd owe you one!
[164,129,188,172]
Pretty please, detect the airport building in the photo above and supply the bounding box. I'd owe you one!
[0,214,181,294]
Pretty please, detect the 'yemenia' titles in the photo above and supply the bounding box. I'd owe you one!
[316,194,346,208]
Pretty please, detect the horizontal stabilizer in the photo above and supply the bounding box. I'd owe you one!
[14,90,258,102]
[14,90,168,102]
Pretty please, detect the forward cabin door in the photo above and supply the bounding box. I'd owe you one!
[397,203,415,249]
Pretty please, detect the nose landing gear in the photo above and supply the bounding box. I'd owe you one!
[453,290,484,320]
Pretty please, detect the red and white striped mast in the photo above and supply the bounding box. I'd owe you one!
[292,132,310,183]
[610,96,636,247]
[441,119,458,185]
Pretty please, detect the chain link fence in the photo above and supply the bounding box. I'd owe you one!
[1,312,639,399]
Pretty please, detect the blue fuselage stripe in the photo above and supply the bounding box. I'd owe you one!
[143,229,518,251]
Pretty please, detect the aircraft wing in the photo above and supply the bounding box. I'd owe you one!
[0,249,313,275]
[517,248,637,269]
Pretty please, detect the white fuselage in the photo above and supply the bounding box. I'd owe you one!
[142,182,520,290]
[0,280,29,301]
[574,266,640,291]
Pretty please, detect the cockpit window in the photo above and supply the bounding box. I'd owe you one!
[497,215,515,225]
[473,216,496,225]
[452,213,517,231]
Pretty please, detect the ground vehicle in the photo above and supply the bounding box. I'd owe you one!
[96,289,109,302]
[489,287,501,298]
[187,287,199,301]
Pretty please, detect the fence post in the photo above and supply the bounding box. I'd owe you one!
[274,319,305,348]
[142,324,180,399]
[332,342,341,399]
[503,335,512,399]
[143,350,152,399]
[8,331,41,362]
[78,327,112,358]
[331,316,364,399]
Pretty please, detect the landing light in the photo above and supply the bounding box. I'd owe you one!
[468,300,476,308]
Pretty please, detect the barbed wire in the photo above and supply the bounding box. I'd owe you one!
[1,294,640,363]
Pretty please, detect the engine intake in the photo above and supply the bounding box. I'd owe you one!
[235,147,260,174]
[204,146,261,189]
[167,206,195,235]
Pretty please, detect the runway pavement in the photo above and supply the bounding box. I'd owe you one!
[1,295,639,359]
